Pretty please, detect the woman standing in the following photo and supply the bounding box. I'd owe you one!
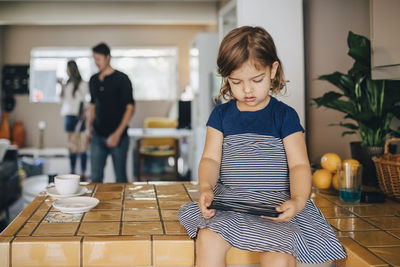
[58,60,90,181]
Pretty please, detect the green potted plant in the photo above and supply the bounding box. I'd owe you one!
[313,31,400,186]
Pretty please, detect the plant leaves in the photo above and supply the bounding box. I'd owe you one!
[342,131,357,136]
[347,31,370,66]
[318,72,355,96]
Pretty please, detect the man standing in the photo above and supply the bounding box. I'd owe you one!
[87,43,135,182]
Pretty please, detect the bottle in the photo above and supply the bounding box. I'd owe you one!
[12,121,26,148]
[0,112,10,140]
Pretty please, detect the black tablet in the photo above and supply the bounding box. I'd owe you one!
[208,200,282,217]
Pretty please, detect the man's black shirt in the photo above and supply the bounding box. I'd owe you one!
[89,70,135,137]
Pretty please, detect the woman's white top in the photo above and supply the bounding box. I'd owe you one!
[60,81,89,116]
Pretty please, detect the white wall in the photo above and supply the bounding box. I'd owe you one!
[304,0,370,163]
[0,1,218,26]
[236,0,306,130]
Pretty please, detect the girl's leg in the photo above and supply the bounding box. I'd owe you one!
[196,228,231,267]
[69,153,77,174]
[260,251,296,267]
[80,152,87,175]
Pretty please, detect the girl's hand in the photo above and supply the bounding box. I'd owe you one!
[198,189,215,219]
[262,198,307,222]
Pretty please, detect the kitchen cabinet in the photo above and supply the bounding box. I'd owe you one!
[370,0,400,80]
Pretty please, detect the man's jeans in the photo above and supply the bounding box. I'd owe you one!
[90,130,129,183]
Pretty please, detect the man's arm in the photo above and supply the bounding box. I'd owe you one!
[106,104,135,147]
[86,104,95,141]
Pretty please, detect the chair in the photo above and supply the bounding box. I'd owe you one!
[136,117,179,181]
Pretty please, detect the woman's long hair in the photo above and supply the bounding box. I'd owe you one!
[66,60,82,98]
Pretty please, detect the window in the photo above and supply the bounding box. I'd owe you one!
[29,47,178,102]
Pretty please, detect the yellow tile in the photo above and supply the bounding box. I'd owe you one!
[122,222,163,235]
[83,210,121,221]
[28,210,48,222]
[36,199,54,211]
[157,195,191,202]
[0,237,12,267]
[365,216,400,230]
[335,231,351,237]
[83,236,151,266]
[158,200,187,209]
[12,236,81,267]
[16,223,37,236]
[1,216,28,236]
[337,237,389,267]
[93,192,123,201]
[369,247,400,267]
[149,181,180,185]
[125,184,156,200]
[78,222,120,236]
[153,235,194,266]
[226,247,260,265]
[348,206,395,217]
[32,222,79,236]
[188,192,200,201]
[96,184,125,192]
[164,221,187,235]
[388,230,400,239]
[123,209,160,221]
[319,206,354,218]
[347,230,400,247]
[124,200,158,210]
[19,200,43,217]
[92,200,122,210]
[161,210,179,221]
[311,197,335,208]
[327,218,378,231]
[183,183,199,192]
[125,184,155,193]
[125,192,156,201]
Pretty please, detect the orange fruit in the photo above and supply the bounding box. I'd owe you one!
[321,153,342,172]
[332,172,340,190]
[312,169,332,189]
[342,158,360,168]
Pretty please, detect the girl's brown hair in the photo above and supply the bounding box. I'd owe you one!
[217,26,285,100]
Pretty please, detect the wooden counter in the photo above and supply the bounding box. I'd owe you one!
[1,182,400,266]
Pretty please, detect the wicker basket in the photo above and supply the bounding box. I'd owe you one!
[372,138,400,201]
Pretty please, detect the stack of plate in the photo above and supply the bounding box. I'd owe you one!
[52,196,99,214]
[46,186,99,214]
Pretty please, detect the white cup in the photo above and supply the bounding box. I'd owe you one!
[54,174,80,195]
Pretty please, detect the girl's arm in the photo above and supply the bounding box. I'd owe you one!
[198,126,223,219]
[268,131,312,222]
[285,131,312,205]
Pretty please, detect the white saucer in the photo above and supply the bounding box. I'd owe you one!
[53,196,99,214]
[46,186,88,199]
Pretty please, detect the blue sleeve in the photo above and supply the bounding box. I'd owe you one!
[280,105,304,139]
[206,105,223,132]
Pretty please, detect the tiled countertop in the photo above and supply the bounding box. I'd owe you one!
[1,182,400,267]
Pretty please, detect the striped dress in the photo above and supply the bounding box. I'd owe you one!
[178,97,346,264]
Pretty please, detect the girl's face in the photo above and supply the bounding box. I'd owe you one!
[228,60,279,111]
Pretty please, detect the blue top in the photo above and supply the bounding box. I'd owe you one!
[206,96,304,139]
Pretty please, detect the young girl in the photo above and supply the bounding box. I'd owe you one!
[59,60,89,180]
[178,26,346,267]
